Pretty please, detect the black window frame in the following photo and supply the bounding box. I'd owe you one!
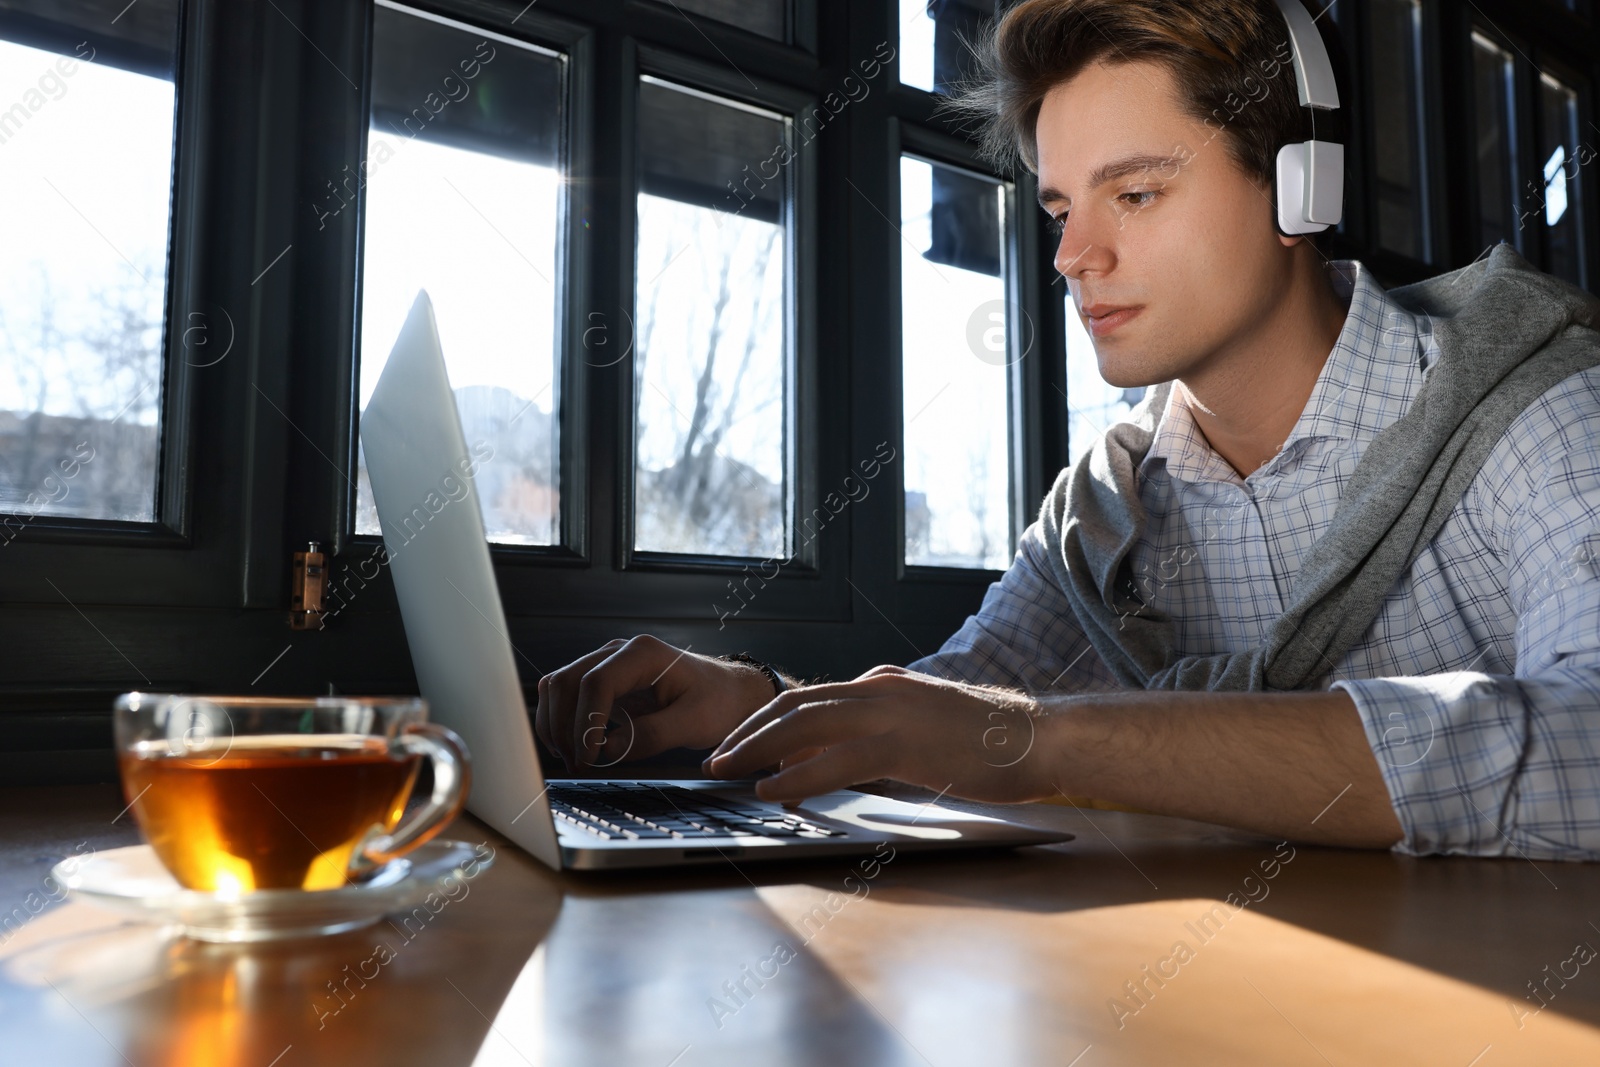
[0,0,204,560]
[888,123,1037,579]
[618,48,820,581]
[344,4,594,570]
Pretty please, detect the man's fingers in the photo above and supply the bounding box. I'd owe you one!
[753,739,887,804]
[781,744,827,768]
[569,635,686,767]
[710,676,899,760]
[535,645,618,765]
[704,703,786,767]
[538,637,670,768]
[707,698,882,780]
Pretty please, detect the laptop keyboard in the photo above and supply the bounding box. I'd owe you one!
[548,782,848,842]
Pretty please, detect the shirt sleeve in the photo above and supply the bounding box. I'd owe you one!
[1333,401,1600,861]
[907,521,1121,695]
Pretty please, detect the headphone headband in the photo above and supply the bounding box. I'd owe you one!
[1273,0,1340,109]
[1271,0,1344,235]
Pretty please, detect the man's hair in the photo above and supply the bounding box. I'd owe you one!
[952,0,1333,189]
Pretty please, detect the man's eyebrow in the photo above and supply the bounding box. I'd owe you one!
[1035,154,1184,209]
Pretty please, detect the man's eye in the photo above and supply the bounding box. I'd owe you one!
[1047,213,1068,236]
[1120,190,1157,208]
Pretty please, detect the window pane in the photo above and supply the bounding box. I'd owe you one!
[0,1,179,527]
[356,5,563,546]
[1538,72,1587,288]
[901,155,1011,570]
[899,0,937,91]
[1471,33,1520,253]
[1065,295,1144,466]
[899,0,994,93]
[661,0,786,41]
[1369,0,1430,260]
[633,78,790,558]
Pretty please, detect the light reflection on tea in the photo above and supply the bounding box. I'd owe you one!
[119,735,420,892]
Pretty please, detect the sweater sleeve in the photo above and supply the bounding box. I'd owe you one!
[907,521,1121,695]
[1333,397,1600,861]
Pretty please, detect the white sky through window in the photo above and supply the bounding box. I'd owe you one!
[900,155,1011,570]
[0,38,172,425]
[358,133,559,411]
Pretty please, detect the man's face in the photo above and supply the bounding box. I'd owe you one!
[1036,59,1297,388]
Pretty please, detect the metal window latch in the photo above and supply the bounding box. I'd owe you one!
[290,541,327,630]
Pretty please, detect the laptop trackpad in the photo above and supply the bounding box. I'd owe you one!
[797,794,999,841]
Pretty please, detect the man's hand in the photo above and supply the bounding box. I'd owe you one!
[704,665,1404,849]
[703,665,1054,804]
[534,635,777,769]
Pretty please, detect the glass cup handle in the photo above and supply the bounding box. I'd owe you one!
[348,722,472,879]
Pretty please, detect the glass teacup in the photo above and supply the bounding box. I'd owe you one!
[114,694,470,893]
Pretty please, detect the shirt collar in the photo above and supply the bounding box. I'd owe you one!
[1141,260,1436,485]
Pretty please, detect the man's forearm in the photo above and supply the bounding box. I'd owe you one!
[1036,689,1403,848]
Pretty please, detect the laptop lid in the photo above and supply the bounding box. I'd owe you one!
[360,290,561,869]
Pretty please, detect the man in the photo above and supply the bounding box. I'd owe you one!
[535,0,1600,860]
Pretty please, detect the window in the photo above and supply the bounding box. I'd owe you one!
[1467,27,1592,288]
[1536,70,1588,288]
[1471,32,1520,254]
[900,155,1013,571]
[1367,0,1431,261]
[632,77,792,559]
[355,3,565,546]
[898,0,993,94]
[0,0,180,528]
[898,0,937,92]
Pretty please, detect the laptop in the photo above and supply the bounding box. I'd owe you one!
[360,291,1073,870]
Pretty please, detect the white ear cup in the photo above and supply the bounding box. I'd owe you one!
[1275,140,1345,235]
[1271,0,1344,236]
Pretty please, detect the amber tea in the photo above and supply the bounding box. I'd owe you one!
[119,735,421,892]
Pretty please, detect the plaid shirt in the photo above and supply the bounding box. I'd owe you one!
[910,260,1600,861]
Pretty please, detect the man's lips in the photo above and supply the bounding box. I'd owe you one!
[1081,304,1143,338]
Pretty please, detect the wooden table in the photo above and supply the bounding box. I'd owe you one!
[4,782,1599,1065]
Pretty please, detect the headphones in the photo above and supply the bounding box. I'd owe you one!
[1272,0,1344,235]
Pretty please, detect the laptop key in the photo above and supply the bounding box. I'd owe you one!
[549,785,849,840]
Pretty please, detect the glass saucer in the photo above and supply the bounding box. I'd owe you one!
[52,839,492,943]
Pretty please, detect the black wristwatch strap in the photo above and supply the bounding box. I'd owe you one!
[724,651,787,697]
